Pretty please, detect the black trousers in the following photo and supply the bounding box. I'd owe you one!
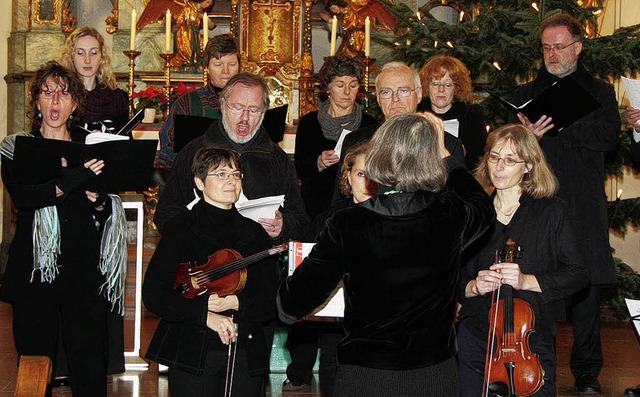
[333,356,458,397]
[457,323,556,397]
[285,323,318,385]
[12,296,107,397]
[569,284,603,379]
[168,348,264,397]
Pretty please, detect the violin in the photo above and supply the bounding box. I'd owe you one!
[173,243,287,299]
[482,238,544,397]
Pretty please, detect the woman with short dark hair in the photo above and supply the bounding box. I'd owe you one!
[0,61,113,396]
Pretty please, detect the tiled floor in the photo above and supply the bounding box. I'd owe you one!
[0,230,639,396]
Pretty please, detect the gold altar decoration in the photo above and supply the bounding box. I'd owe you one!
[159,53,176,119]
[34,0,60,25]
[106,0,119,34]
[338,0,395,59]
[137,0,214,70]
[61,0,76,33]
[298,0,317,116]
[236,0,302,114]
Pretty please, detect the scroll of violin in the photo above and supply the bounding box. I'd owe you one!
[483,238,544,397]
[174,243,287,299]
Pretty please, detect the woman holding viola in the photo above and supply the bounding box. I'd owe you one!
[142,146,279,397]
[457,124,590,396]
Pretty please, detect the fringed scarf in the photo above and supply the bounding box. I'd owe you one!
[98,195,127,315]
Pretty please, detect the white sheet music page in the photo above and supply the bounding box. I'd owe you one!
[623,77,640,110]
[333,129,352,159]
[444,119,460,138]
[625,298,640,336]
[235,192,285,222]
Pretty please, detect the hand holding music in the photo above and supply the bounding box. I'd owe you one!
[208,293,239,313]
[319,150,339,171]
[206,312,237,345]
[258,210,283,238]
[517,113,554,139]
[626,106,640,127]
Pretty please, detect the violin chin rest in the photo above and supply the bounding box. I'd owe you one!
[488,381,509,397]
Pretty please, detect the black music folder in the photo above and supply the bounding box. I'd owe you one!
[486,78,601,134]
[12,136,157,192]
[173,104,289,153]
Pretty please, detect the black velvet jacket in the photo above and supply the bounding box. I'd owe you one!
[278,160,494,370]
[458,194,590,340]
[154,120,309,240]
[143,201,279,375]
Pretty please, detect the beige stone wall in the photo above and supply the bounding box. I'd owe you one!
[0,2,11,244]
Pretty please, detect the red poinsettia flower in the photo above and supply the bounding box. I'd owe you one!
[172,82,198,97]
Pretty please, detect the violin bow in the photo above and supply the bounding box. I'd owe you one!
[224,318,238,397]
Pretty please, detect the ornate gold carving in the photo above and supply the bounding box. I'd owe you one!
[61,0,76,32]
[35,0,60,25]
[106,0,119,34]
[240,0,302,111]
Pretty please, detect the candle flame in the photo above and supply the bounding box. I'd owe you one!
[617,189,623,199]
[446,41,454,48]
[416,11,421,19]
[459,11,465,21]
[492,61,502,71]
[531,2,539,12]
[434,40,438,47]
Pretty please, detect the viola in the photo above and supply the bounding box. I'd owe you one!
[173,244,287,299]
[482,238,544,397]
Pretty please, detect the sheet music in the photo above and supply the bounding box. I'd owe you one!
[333,129,352,158]
[622,77,640,109]
[444,119,460,138]
[85,132,130,145]
[626,298,640,337]
[236,193,285,222]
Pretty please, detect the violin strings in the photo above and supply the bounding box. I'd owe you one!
[192,246,286,286]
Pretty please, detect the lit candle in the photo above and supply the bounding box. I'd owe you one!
[203,12,208,49]
[329,15,337,56]
[129,9,137,51]
[165,9,172,53]
[364,16,371,57]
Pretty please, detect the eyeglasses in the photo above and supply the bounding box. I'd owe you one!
[430,81,454,90]
[487,154,526,167]
[40,90,72,100]
[224,103,263,116]
[541,40,579,53]
[207,171,243,180]
[377,87,418,99]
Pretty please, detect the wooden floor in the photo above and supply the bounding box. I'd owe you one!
[0,229,639,396]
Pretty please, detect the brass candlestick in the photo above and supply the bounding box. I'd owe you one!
[199,50,209,87]
[124,50,141,118]
[363,56,375,110]
[159,53,175,121]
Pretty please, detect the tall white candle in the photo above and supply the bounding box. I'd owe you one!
[165,10,172,53]
[129,9,137,51]
[364,16,371,57]
[329,15,337,56]
[203,12,208,49]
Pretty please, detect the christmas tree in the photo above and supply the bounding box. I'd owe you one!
[374,0,640,314]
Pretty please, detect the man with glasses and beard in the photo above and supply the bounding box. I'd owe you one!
[154,72,309,242]
[510,13,620,395]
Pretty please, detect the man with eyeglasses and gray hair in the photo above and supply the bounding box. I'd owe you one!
[154,72,309,243]
[510,13,620,395]
[333,61,464,201]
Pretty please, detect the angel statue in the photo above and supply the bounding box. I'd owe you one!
[338,0,395,58]
[137,0,216,70]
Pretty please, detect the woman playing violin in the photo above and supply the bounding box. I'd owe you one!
[143,146,279,397]
[457,124,590,396]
